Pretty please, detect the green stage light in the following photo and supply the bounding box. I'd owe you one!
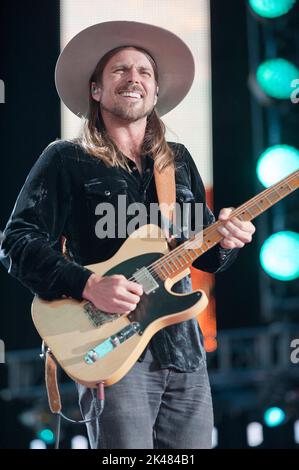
[256,145,299,188]
[249,0,296,18]
[37,428,55,444]
[264,407,286,427]
[256,59,299,99]
[260,231,299,281]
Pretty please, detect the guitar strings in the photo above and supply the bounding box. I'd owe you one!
[127,171,298,284]
[142,172,297,280]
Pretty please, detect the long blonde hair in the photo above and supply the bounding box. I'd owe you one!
[74,46,175,172]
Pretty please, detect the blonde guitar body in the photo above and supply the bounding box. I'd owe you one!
[32,224,208,388]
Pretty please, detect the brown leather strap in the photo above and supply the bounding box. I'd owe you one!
[45,349,62,414]
[154,162,177,248]
[44,240,67,415]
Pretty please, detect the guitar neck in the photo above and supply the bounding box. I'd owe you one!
[153,169,299,280]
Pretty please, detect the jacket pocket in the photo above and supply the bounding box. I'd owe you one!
[84,176,128,239]
[84,176,128,198]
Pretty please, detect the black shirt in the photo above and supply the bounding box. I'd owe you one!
[0,140,238,371]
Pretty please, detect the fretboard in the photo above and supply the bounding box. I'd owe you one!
[153,169,299,280]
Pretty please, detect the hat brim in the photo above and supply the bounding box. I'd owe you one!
[55,21,195,118]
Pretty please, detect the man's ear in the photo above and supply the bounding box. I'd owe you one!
[154,86,159,105]
[91,82,101,102]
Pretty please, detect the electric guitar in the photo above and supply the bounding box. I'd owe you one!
[32,169,299,387]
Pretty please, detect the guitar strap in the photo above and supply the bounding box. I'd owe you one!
[153,161,177,249]
[44,236,68,415]
[45,159,177,414]
[45,348,62,414]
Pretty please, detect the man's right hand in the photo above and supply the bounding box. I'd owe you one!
[82,273,143,314]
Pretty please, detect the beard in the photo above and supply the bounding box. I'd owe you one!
[101,99,155,122]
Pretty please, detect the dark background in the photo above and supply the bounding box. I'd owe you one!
[211,0,261,329]
[0,0,60,352]
[0,0,61,448]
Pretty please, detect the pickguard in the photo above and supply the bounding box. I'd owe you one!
[96,252,202,332]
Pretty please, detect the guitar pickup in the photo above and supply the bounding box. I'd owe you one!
[132,267,159,294]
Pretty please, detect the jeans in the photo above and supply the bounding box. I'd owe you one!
[77,347,214,449]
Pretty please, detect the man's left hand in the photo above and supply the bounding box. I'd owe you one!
[217,207,256,249]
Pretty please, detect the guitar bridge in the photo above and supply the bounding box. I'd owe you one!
[133,267,159,294]
[83,301,121,327]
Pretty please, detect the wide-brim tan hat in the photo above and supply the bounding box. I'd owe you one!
[55,21,195,118]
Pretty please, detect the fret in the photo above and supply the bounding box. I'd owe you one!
[178,253,188,265]
[165,260,175,273]
[197,245,205,254]
[201,239,210,251]
[159,264,170,277]
[268,190,281,203]
[189,248,199,257]
[169,257,180,270]
[276,184,290,197]
[272,188,284,200]
[245,208,254,219]
[162,262,173,276]
[242,206,255,219]
[187,234,209,256]
[174,255,184,267]
[289,175,299,190]
[189,237,205,253]
[203,232,213,243]
[204,241,211,252]
[184,250,194,262]
[207,240,218,249]
[252,202,264,215]
[154,266,165,279]
[264,194,273,206]
[256,198,269,211]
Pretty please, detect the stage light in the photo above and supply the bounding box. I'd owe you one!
[212,427,218,448]
[256,145,299,188]
[264,407,286,427]
[37,428,55,444]
[29,439,46,449]
[294,420,299,444]
[249,0,297,19]
[260,231,299,281]
[71,435,89,449]
[256,59,299,100]
[247,422,264,446]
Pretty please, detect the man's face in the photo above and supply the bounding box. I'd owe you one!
[92,48,158,122]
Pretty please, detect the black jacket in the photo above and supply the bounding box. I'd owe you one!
[0,140,238,371]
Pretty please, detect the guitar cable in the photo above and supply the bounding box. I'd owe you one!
[57,381,105,424]
[54,382,105,449]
